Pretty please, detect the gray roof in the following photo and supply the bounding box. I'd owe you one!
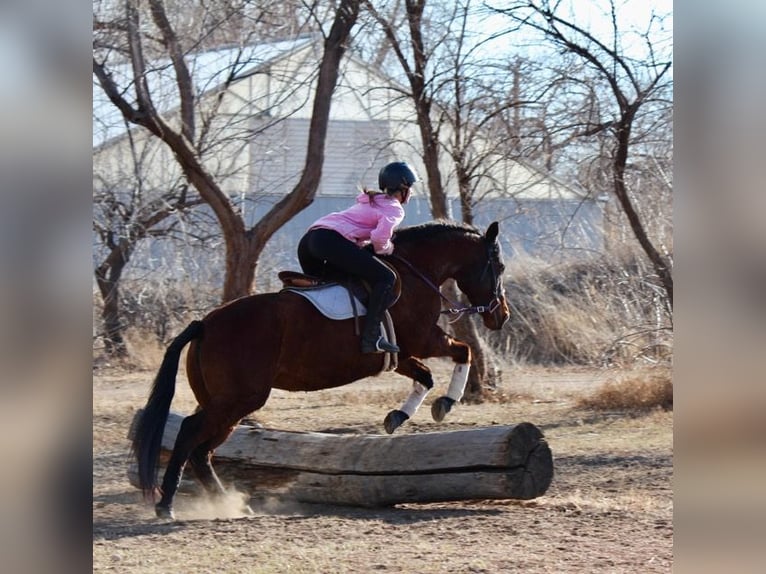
[93,37,314,149]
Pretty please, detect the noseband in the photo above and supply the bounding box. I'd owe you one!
[391,243,505,322]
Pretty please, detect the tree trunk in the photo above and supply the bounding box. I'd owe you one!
[247,0,361,294]
[419,115,449,218]
[400,1,492,396]
[443,281,496,402]
[98,279,127,357]
[405,0,449,219]
[613,114,673,309]
[452,165,501,401]
[458,171,473,224]
[451,317,488,401]
[95,245,131,358]
[222,223,256,301]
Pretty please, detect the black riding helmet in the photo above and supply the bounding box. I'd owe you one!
[378,161,419,203]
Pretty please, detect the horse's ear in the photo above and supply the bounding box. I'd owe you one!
[485,221,499,242]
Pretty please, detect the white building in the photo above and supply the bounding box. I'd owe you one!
[94,36,604,285]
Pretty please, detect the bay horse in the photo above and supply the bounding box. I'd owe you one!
[132,220,510,519]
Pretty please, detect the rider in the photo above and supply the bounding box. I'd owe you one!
[297,161,419,354]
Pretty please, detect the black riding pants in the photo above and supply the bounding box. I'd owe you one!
[297,228,396,289]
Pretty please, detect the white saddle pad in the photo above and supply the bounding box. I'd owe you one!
[286,285,367,320]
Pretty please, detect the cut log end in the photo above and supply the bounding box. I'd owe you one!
[506,422,554,500]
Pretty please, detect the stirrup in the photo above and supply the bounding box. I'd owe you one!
[362,336,400,354]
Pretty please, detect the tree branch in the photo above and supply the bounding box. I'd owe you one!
[147,0,195,141]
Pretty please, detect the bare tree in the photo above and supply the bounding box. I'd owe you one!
[93,0,361,302]
[433,8,549,223]
[93,158,204,356]
[93,41,222,355]
[364,0,505,400]
[365,0,450,218]
[491,0,674,307]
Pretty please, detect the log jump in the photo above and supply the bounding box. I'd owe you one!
[128,410,553,507]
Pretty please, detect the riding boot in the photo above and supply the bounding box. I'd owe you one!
[361,284,400,354]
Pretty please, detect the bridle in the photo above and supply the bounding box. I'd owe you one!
[390,242,505,322]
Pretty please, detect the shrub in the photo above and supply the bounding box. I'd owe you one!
[487,250,672,366]
[577,370,673,411]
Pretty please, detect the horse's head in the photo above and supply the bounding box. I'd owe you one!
[455,221,510,330]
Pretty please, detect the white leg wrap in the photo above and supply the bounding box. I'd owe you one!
[446,363,470,402]
[400,382,430,418]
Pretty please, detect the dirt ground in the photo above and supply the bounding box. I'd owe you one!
[93,359,673,573]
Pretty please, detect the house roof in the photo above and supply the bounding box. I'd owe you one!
[93,36,315,149]
[94,36,590,202]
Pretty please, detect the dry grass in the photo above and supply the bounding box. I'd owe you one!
[122,328,168,368]
[488,249,673,367]
[93,328,168,372]
[94,247,673,376]
[531,487,674,515]
[576,368,673,411]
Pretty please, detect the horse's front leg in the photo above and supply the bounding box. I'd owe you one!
[384,328,471,433]
[427,332,472,424]
[384,357,434,434]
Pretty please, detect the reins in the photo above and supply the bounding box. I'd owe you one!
[389,252,503,323]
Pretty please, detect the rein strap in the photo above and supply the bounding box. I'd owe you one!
[390,253,499,322]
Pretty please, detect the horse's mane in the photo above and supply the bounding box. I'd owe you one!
[392,219,481,246]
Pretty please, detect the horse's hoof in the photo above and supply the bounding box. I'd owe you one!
[431,396,455,422]
[384,410,409,434]
[155,505,175,520]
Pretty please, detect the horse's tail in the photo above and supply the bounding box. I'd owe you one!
[131,320,204,498]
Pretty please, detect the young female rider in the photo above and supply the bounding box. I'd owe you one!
[297,161,419,354]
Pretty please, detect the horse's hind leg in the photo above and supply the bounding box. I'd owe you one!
[188,442,227,496]
[188,440,254,516]
[155,411,211,519]
[184,393,271,515]
[187,426,254,513]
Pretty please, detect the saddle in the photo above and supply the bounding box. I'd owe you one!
[277,270,402,371]
[277,264,402,308]
[278,271,372,308]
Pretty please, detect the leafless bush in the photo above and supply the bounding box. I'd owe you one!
[577,369,673,411]
[94,277,219,351]
[488,250,672,366]
[92,239,297,366]
[94,244,672,372]
[139,281,219,341]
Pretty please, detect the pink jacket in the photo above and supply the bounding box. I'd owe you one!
[309,192,405,255]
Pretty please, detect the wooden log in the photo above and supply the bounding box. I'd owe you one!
[128,410,553,507]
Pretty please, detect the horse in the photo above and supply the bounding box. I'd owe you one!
[132,220,510,519]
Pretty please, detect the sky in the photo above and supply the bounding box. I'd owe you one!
[469,0,673,61]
